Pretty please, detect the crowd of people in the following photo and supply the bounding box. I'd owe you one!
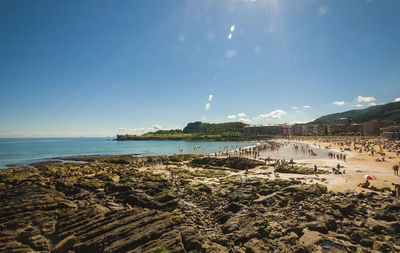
[165,136,400,195]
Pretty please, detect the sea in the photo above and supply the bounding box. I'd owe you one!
[0,138,254,169]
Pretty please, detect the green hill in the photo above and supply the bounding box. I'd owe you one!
[183,121,248,134]
[314,101,400,123]
[116,121,250,141]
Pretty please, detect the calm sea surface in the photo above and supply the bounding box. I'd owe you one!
[0,138,253,169]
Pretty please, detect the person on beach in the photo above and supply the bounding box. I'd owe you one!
[337,163,341,172]
[314,164,317,175]
[359,180,370,189]
[393,165,399,176]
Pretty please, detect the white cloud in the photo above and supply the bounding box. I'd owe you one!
[394,97,400,102]
[208,94,213,102]
[290,106,299,110]
[227,115,236,119]
[205,103,211,111]
[230,25,235,32]
[291,120,310,124]
[355,104,364,107]
[357,96,376,103]
[239,118,251,123]
[117,124,181,135]
[237,112,246,117]
[256,109,287,120]
[333,101,345,106]
[368,102,376,106]
[225,49,237,58]
[303,105,312,109]
[152,124,163,130]
[318,6,328,17]
[228,34,232,40]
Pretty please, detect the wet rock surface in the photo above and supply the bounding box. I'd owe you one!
[189,157,265,170]
[0,155,399,252]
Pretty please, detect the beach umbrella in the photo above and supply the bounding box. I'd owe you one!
[362,175,376,180]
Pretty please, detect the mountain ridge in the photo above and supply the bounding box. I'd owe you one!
[313,101,400,123]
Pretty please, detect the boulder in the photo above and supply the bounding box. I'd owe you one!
[373,240,394,253]
[324,215,337,231]
[180,227,203,251]
[198,184,212,194]
[221,216,241,234]
[29,235,51,251]
[365,218,389,233]
[360,238,373,247]
[214,211,231,224]
[332,202,355,216]
[305,221,328,234]
[349,229,367,243]
[224,203,243,213]
[52,235,76,253]
[299,230,324,248]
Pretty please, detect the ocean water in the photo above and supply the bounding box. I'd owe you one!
[257,141,340,160]
[0,138,253,169]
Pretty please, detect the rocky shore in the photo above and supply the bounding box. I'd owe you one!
[0,154,399,252]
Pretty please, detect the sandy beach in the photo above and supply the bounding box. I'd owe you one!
[287,137,400,193]
[133,137,400,194]
[1,137,400,252]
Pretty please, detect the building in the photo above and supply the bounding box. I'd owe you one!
[335,118,353,125]
[326,123,346,134]
[244,125,291,136]
[307,124,326,135]
[345,123,362,133]
[245,120,393,136]
[244,126,275,136]
[276,125,291,136]
[291,124,304,136]
[381,125,400,140]
[361,120,395,135]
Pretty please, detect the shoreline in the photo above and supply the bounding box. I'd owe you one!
[1,137,400,251]
[3,136,399,194]
[0,138,256,170]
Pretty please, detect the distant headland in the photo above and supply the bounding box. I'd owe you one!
[116,122,255,141]
[116,101,400,141]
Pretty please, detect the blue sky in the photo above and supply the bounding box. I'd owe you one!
[1,0,400,137]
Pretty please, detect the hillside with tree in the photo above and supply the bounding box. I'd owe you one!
[116,122,251,141]
[314,101,400,123]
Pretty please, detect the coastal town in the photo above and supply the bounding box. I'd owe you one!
[244,118,400,139]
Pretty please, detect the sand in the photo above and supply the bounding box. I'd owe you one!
[136,137,399,194]
[274,137,400,193]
